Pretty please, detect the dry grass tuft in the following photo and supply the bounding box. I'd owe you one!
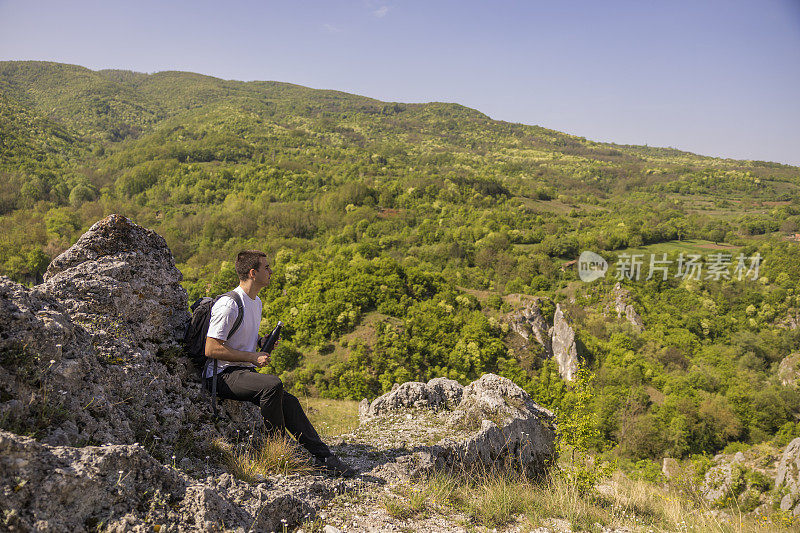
[212,433,313,482]
[382,485,429,520]
[405,466,797,532]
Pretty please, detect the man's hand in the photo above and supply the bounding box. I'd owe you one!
[252,353,271,367]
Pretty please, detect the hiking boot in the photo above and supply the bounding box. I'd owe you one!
[314,454,357,477]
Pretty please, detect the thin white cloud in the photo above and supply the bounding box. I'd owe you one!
[373,5,389,18]
[323,23,343,34]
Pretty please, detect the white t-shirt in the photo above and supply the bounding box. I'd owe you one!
[204,286,262,378]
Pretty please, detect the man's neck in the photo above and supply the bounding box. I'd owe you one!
[239,280,260,300]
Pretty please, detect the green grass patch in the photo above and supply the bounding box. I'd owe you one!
[302,397,360,438]
[617,238,740,256]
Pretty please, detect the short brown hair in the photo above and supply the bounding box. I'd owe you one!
[235,250,267,281]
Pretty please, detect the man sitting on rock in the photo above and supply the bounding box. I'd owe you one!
[205,250,355,477]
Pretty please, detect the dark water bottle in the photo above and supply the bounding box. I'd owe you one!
[259,321,283,353]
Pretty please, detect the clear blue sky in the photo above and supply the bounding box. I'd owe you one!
[2,0,799,165]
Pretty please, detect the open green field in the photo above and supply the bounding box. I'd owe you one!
[614,238,742,257]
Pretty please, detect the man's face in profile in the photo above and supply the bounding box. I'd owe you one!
[253,256,272,288]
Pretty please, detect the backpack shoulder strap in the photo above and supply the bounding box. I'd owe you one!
[221,290,245,340]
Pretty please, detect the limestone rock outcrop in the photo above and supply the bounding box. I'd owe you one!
[507,298,578,381]
[610,282,644,332]
[701,451,747,505]
[352,373,556,480]
[654,443,800,516]
[778,353,800,388]
[361,377,464,420]
[508,298,552,356]
[508,287,643,382]
[697,445,785,514]
[549,304,578,382]
[42,214,189,353]
[0,430,325,532]
[776,437,800,516]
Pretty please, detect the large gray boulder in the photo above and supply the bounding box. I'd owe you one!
[42,214,189,353]
[351,373,556,480]
[361,377,464,419]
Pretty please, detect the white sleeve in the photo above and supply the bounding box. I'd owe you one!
[207,297,238,341]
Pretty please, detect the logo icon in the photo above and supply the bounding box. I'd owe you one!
[578,251,608,282]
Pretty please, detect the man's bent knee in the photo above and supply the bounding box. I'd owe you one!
[258,374,283,395]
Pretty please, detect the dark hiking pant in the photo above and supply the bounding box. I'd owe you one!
[206,367,331,458]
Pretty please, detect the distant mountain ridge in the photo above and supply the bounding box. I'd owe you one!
[1,59,744,163]
[0,60,489,142]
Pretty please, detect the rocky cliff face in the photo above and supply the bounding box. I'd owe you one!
[549,304,579,382]
[779,353,800,388]
[508,297,552,356]
[1,215,556,532]
[609,282,644,332]
[507,299,579,381]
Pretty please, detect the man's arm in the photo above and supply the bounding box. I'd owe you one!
[205,336,270,367]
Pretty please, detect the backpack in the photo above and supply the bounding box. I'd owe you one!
[183,290,244,418]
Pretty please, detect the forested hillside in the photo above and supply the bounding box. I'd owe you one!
[2,60,799,465]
